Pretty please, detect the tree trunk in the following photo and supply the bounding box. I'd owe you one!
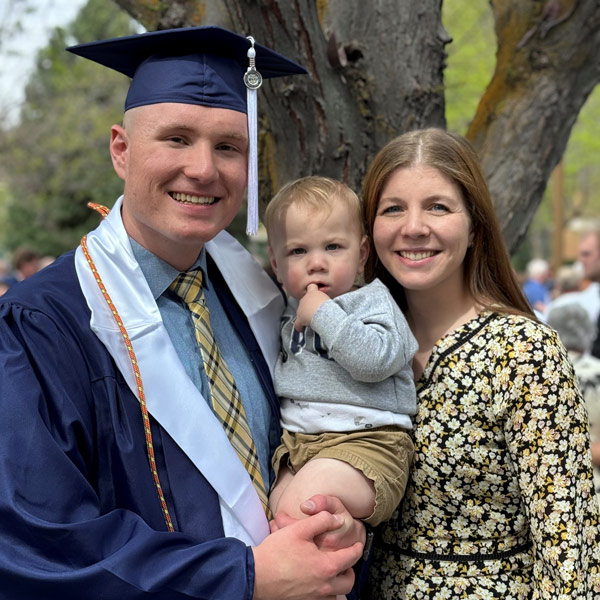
[223,0,447,213]
[113,0,446,213]
[468,0,600,253]
[113,0,600,254]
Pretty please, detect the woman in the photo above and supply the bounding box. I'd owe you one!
[361,128,600,599]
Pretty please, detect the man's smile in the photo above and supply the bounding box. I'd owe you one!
[171,192,218,205]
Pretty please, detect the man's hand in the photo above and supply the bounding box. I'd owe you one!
[253,508,364,600]
[294,284,330,331]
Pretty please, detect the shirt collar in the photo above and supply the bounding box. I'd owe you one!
[129,237,207,300]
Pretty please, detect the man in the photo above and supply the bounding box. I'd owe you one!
[0,27,364,599]
[578,231,600,357]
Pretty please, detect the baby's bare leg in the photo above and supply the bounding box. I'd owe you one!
[268,466,295,516]
[271,457,375,521]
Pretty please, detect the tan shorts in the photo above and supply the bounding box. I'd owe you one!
[272,426,414,526]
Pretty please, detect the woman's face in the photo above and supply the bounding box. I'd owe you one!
[372,164,472,299]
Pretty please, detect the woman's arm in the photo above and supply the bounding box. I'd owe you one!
[501,322,600,595]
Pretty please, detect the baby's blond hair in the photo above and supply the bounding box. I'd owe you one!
[264,176,364,239]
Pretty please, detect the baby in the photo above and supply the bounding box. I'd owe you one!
[265,176,417,526]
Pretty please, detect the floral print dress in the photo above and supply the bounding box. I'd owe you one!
[366,312,600,599]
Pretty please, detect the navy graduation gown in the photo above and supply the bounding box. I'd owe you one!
[0,251,278,599]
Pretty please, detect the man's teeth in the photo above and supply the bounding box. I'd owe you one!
[400,251,436,260]
[172,192,215,205]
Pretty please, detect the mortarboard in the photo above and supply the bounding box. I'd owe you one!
[67,26,307,235]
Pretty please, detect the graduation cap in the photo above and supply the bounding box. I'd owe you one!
[67,26,307,235]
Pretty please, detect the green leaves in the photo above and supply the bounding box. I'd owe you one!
[0,0,135,257]
[443,2,495,136]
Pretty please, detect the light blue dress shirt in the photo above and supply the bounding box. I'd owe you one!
[129,239,272,487]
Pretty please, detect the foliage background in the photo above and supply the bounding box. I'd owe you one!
[0,0,134,257]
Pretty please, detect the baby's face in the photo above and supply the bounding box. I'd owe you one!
[268,199,368,301]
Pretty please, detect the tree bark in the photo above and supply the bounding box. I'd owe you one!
[113,0,227,30]
[113,0,600,254]
[113,0,446,214]
[222,0,447,212]
[468,0,600,252]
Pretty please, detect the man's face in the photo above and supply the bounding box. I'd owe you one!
[110,102,248,270]
[578,233,600,283]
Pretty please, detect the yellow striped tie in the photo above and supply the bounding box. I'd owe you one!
[170,270,270,516]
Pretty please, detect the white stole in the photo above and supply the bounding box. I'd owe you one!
[74,196,284,546]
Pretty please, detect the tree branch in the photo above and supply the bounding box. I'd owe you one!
[468,0,600,253]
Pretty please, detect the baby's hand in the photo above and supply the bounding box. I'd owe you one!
[294,284,330,331]
[269,511,299,533]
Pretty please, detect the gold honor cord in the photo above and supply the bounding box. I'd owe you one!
[81,202,174,532]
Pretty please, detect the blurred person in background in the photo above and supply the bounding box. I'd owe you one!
[38,255,56,270]
[578,231,600,357]
[0,257,12,295]
[543,262,589,319]
[11,246,41,282]
[521,257,552,315]
[0,246,41,289]
[547,302,600,506]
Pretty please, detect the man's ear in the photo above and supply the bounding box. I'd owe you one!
[357,234,370,274]
[110,124,129,181]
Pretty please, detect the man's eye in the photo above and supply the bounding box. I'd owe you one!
[168,136,186,144]
[218,143,243,153]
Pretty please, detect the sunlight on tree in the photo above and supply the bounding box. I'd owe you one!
[443,1,599,268]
